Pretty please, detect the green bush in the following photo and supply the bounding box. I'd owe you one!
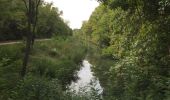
[11,75,64,100]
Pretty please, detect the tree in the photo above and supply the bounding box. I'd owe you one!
[0,0,72,41]
[83,3,170,99]
[21,0,41,77]
[98,0,170,20]
[0,0,26,41]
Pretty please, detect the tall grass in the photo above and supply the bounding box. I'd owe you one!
[0,44,23,99]
[0,37,89,99]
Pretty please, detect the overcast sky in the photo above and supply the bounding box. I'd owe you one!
[44,0,99,29]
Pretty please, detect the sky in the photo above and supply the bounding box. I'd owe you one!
[44,0,99,29]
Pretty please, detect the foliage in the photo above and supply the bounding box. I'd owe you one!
[0,0,72,41]
[0,37,87,99]
[37,3,72,38]
[1,0,170,99]
[0,0,26,41]
[11,76,64,100]
[82,2,170,100]
[98,0,170,20]
[0,44,24,99]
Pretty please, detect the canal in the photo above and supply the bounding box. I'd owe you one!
[69,60,103,94]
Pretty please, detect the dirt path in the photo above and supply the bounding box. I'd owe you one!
[0,39,51,46]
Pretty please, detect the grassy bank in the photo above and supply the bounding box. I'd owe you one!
[0,37,87,99]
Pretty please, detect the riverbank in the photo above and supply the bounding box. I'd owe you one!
[0,37,87,99]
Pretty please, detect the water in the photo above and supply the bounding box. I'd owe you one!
[69,60,103,94]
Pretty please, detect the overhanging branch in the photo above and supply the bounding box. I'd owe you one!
[22,0,28,12]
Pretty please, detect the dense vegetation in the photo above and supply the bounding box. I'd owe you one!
[0,0,89,99]
[0,0,72,41]
[80,0,170,99]
[0,0,170,100]
[0,37,88,99]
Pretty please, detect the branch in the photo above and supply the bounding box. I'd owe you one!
[31,0,41,45]
[22,0,28,12]
[36,0,41,8]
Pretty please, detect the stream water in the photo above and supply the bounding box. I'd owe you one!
[69,60,103,94]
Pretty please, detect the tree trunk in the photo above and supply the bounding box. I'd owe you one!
[21,0,40,77]
[21,0,32,77]
[21,29,32,77]
[31,0,40,47]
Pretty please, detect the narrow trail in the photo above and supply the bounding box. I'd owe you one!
[0,39,51,46]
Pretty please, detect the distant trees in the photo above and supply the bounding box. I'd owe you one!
[0,0,26,41]
[0,0,72,41]
[37,3,72,38]
[0,0,72,77]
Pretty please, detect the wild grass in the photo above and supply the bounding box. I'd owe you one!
[0,37,88,99]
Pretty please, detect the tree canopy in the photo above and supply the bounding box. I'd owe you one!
[81,0,170,99]
[0,0,72,41]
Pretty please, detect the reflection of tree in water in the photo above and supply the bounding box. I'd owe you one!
[68,77,103,100]
[69,60,103,99]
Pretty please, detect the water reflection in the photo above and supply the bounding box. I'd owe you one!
[70,60,103,94]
